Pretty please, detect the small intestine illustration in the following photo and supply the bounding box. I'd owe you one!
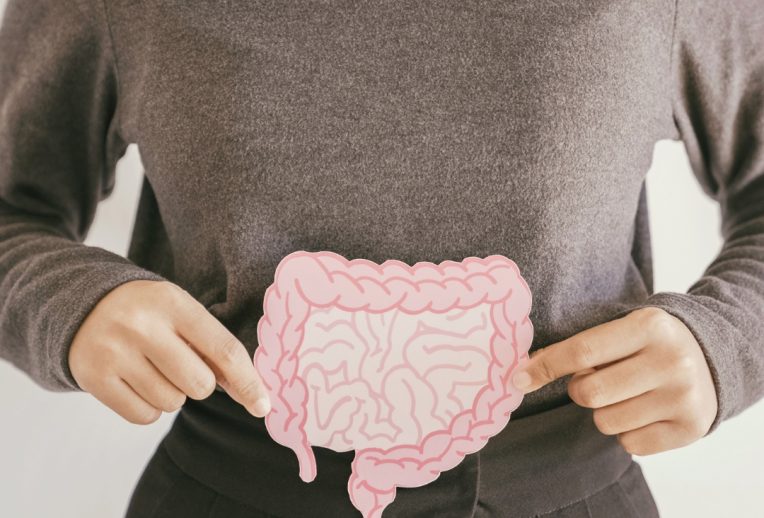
[254,251,533,518]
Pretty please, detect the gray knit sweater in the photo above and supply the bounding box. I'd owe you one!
[1,0,762,437]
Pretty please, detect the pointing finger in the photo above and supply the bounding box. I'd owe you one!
[172,293,271,417]
[512,314,648,393]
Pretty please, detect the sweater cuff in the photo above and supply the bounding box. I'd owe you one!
[611,292,742,436]
[41,257,167,392]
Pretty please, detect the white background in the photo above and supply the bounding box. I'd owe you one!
[0,1,763,515]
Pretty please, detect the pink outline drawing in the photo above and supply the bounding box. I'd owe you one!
[254,251,533,517]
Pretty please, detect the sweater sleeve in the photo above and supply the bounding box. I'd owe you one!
[618,0,764,436]
[0,0,167,392]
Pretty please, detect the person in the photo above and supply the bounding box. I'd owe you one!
[1,1,762,516]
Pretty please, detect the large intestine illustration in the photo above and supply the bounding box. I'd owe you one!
[254,251,533,518]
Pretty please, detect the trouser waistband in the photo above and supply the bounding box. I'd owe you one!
[161,391,632,517]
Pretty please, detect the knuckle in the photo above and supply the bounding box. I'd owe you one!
[572,337,597,367]
[185,296,211,318]
[117,305,153,330]
[69,345,93,382]
[688,418,707,438]
[128,322,160,346]
[126,407,161,425]
[578,379,605,407]
[162,282,191,304]
[97,340,124,364]
[215,334,242,364]
[158,280,182,294]
[678,418,705,439]
[164,393,187,412]
[675,351,697,373]
[678,386,702,410]
[73,369,100,394]
[174,294,211,327]
[592,409,616,435]
[188,373,216,399]
[238,378,263,402]
[535,359,557,385]
[669,351,698,384]
[641,307,676,338]
[617,433,637,454]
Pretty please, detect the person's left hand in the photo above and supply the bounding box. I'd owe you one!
[511,307,718,455]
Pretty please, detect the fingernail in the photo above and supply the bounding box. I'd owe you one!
[252,397,271,417]
[513,370,532,390]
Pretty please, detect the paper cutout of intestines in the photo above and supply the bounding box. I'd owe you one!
[254,251,534,517]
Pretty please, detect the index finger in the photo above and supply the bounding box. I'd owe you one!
[173,295,271,417]
[512,314,648,394]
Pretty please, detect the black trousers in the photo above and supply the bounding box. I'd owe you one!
[126,392,660,518]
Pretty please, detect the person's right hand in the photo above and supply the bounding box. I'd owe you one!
[68,279,271,424]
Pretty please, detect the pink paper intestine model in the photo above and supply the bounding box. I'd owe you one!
[254,251,533,518]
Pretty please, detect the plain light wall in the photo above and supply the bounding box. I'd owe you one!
[0,1,762,515]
